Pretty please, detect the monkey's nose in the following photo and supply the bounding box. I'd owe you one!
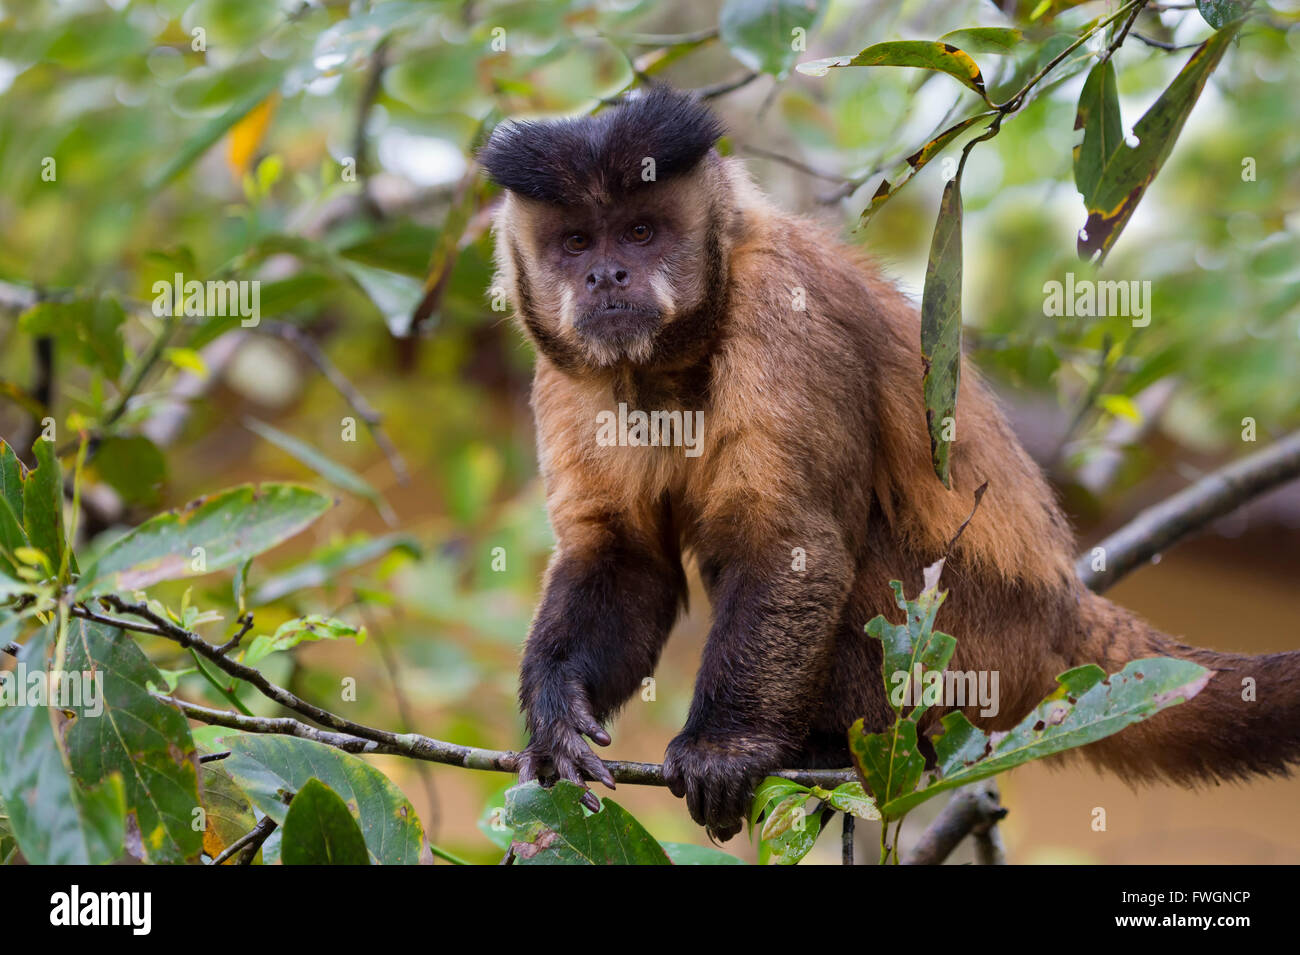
[586,267,630,290]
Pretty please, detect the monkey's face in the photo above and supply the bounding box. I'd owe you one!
[505,178,719,368]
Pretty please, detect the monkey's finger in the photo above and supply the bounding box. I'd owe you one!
[662,759,686,799]
[574,746,616,790]
[516,751,539,783]
[570,698,612,747]
[557,759,602,811]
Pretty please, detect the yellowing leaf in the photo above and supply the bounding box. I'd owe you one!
[226,93,278,180]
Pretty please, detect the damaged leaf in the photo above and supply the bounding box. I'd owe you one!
[504,781,670,865]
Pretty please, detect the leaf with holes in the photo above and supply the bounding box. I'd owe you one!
[880,657,1212,817]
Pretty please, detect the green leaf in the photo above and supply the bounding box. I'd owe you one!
[281,778,371,865]
[920,174,965,487]
[250,533,420,606]
[62,617,203,863]
[216,732,424,865]
[242,614,366,667]
[868,578,956,721]
[759,791,812,840]
[938,27,1023,55]
[817,781,880,821]
[0,439,27,525]
[91,435,166,508]
[1078,23,1242,263]
[1073,59,1123,208]
[504,781,671,865]
[79,483,332,596]
[244,417,393,523]
[1196,0,1248,29]
[23,438,71,577]
[0,444,29,575]
[757,801,822,865]
[19,298,127,381]
[477,782,515,851]
[880,657,1212,817]
[749,775,810,827]
[850,715,926,809]
[1099,393,1142,423]
[799,40,990,99]
[720,0,827,78]
[0,624,127,864]
[660,842,747,864]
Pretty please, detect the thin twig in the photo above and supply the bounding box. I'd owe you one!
[841,813,855,865]
[1130,31,1203,51]
[696,71,761,99]
[254,320,409,484]
[902,779,1007,865]
[210,816,277,866]
[741,145,854,184]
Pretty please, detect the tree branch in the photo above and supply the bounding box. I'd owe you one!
[902,779,1007,865]
[1077,429,1300,592]
[154,694,856,788]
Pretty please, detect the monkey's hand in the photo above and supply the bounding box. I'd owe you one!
[662,732,782,841]
[516,681,616,812]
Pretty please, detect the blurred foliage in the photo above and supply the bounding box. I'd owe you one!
[0,0,1296,864]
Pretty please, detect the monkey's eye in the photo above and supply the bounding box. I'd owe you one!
[624,223,653,244]
[563,233,590,254]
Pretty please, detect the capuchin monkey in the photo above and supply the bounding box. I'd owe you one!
[477,86,1300,840]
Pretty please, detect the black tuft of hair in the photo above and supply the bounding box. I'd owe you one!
[477,86,725,205]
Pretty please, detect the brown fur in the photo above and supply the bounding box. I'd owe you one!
[493,148,1300,837]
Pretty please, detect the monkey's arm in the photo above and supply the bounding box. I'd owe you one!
[517,497,685,806]
[664,511,852,838]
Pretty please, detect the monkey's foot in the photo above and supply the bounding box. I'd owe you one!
[662,733,781,841]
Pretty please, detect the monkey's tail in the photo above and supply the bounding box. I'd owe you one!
[1070,590,1300,784]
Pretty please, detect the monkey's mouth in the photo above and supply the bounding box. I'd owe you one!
[575,300,662,363]
[594,299,655,316]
